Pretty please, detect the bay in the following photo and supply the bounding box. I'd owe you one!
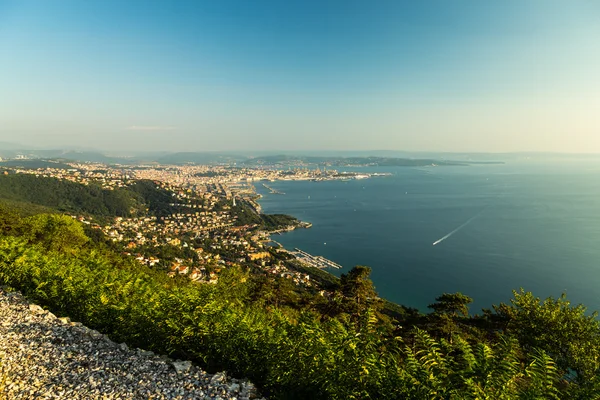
[255,160,600,313]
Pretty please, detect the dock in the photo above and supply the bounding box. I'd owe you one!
[262,183,285,195]
[290,248,342,269]
[267,240,341,270]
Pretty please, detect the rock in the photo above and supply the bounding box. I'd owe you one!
[240,381,256,396]
[7,292,23,300]
[28,303,45,314]
[0,290,262,399]
[87,329,103,339]
[172,360,192,373]
[138,349,154,357]
[211,371,226,384]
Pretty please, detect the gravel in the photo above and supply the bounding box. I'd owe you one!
[0,288,263,399]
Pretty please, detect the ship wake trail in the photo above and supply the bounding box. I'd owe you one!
[433,209,485,246]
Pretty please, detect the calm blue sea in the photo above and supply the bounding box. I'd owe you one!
[255,160,600,314]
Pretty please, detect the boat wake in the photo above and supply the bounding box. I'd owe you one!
[433,209,485,246]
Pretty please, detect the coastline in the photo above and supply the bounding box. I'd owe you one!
[252,179,345,275]
[246,170,396,275]
[252,179,412,320]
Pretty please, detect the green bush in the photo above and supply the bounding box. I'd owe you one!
[0,210,599,398]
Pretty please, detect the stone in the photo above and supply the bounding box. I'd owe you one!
[0,290,261,399]
[240,381,256,396]
[28,303,45,314]
[210,371,226,384]
[87,329,103,339]
[172,360,192,373]
[138,349,154,357]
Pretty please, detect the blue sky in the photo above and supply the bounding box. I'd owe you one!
[1,0,599,152]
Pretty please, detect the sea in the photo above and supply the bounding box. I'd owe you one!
[255,159,600,314]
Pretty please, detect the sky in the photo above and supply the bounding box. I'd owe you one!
[1,0,599,153]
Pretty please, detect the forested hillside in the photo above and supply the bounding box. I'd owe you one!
[0,174,137,217]
[0,174,303,231]
[127,179,180,217]
[0,202,599,399]
[0,174,192,219]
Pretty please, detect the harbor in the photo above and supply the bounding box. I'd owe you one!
[270,240,342,270]
[262,183,285,195]
[291,248,342,269]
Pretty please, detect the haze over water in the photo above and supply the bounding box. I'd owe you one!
[257,160,600,313]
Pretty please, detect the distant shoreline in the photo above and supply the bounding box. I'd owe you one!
[253,181,345,276]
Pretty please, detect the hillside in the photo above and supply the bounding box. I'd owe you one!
[0,288,261,399]
[0,199,599,399]
[0,174,193,220]
[0,174,136,217]
[0,159,74,170]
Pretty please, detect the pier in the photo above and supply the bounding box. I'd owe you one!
[262,183,285,195]
[290,248,342,269]
[268,239,341,270]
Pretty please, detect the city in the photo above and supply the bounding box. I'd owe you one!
[0,159,385,288]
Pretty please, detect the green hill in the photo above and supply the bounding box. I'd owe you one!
[0,202,598,399]
[0,174,134,217]
[0,159,74,170]
[0,174,183,218]
[0,177,598,399]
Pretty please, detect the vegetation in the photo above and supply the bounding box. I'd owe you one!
[260,213,299,230]
[0,203,599,399]
[127,180,180,217]
[0,174,135,217]
[0,174,190,220]
[231,200,300,231]
[0,159,73,169]
[287,261,341,290]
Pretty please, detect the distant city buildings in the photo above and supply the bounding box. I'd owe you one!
[1,160,331,287]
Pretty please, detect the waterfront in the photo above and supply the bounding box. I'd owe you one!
[256,160,600,313]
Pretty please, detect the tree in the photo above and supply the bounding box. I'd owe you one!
[23,214,89,252]
[0,204,22,235]
[493,289,600,385]
[338,266,382,317]
[428,292,473,317]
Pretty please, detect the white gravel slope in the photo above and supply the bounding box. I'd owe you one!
[0,289,262,400]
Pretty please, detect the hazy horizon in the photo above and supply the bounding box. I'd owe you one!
[2,1,599,153]
[3,141,600,161]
